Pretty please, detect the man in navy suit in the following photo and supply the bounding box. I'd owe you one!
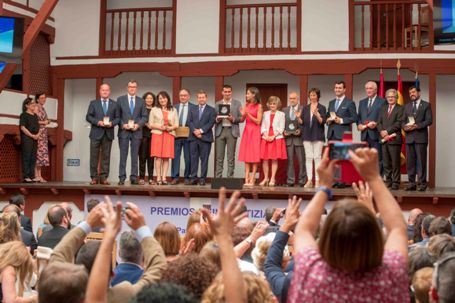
[357,81,386,174]
[188,90,216,185]
[326,81,357,141]
[86,83,120,185]
[116,80,148,185]
[403,86,433,191]
[171,88,197,185]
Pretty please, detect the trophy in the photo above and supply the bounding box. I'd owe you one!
[286,120,298,134]
[330,111,336,120]
[218,104,230,118]
[128,119,135,129]
[406,116,416,126]
[103,116,110,126]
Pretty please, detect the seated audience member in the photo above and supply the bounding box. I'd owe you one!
[412,267,433,303]
[36,209,51,238]
[429,252,455,303]
[37,205,69,249]
[75,240,101,273]
[0,241,37,303]
[2,204,37,254]
[427,234,455,259]
[131,282,197,303]
[251,232,290,273]
[186,210,201,232]
[264,196,301,303]
[202,272,274,303]
[87,198,100,212]
[288,148,409,302]
[181,222,212,254]
[408,208,423,241]
[38,262,87,303]
[161,253,218,300]
[111,231,144,286]
[233,220,268,268]
[9,194,33,233]
[449,208,455,236]
[408,246,436,283]
[60,202,76,229]
[49,201,167,303]
[411,215,436,249]
[413,213,429,244]
[153,221,181,262]
[200,241,222,271]
[0,212,21,244]
[429,216,452,237]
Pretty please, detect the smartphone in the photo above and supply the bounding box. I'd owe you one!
[328,141,367,160]
[202,203,211,211]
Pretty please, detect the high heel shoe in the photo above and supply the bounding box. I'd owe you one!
[259,179,269,186]
[269,179,276,187]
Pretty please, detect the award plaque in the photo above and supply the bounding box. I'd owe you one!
[128,119,135,129]
[286,120,298,134]
[218,104,231,118]
[175,126,190,138]
[103,116,110,126]
[330,111,336,120]
[406,116,416,126]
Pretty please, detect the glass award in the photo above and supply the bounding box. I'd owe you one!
[218,104,230,118]
[128,119,135,129]
[407,116,415,126]
[330,111,336,120]
[103,116,110,126]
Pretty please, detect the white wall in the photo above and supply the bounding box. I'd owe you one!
[175,0,220,54]
[301,0,349,51]
[50,0,101,58]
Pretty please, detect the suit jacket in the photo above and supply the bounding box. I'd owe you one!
[402,100,433,144]
[357,96,386,141]
[301,103,327,142]
[261,111,285,140]
[174,102,197,127]
[377,104,405,145]
[21,228,38,254]
[326,97,357,140]
[188,104,216,143]
[117,95,148,139]
[86,98,120,140]
[215,99,242,138]
[148,107,179,136]
[283,105,303,146]
[50,226,167,303]
[37,225,69,249]
[20,214,33,233]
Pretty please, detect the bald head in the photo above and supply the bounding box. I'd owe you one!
[408,208,423,225]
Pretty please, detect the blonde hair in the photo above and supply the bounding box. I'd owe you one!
[0,212,21,244]
[266,96,282,110]
[202,272,274,303]
[412,267,433,303]
[0,241,34,296]
[251,233,290,272]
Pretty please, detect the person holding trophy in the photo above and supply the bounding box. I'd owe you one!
[259,96,287,187]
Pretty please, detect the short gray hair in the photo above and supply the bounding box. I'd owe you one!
[119,231,143,264]
[385,88,397,99]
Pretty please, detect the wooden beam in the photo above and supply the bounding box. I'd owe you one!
[0,0,4,15]
[215,76,224,101]
[23,0,59,53]
[299,74,308,105]
[344,73,353,99]
[0,63,17,93]
[172,76,181,105]
[55,78,65,181]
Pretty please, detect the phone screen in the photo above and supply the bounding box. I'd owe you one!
[329,142,367,160]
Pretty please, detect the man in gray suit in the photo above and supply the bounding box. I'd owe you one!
[116,80,148,185]
[283,92,307,187]
[86,83,120,185]
[214,85,243,178]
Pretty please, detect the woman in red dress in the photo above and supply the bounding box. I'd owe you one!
[259,96,287,186]
[149,91,179,185]
[35,93,50,182]
[238,87,263,186]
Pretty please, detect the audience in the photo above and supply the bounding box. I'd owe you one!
[2,204,37,254]
[429,216,452,237]
[408,246,436,283]
[429,252,455,303]
[37,205,69,249]
[153,221,181,262]
[181,222,212,254]
[111,231,144,286]
[0,212,21,244]
[449,208,455,236]
[8,194,33,233]
[132,282,197,303]
[413,213,429,244]
[427,234,455,259]
[412,267,433,303]
[408,208,423,241]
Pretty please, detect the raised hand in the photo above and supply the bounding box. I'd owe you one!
[316,148,337,188]
[281,195,303,232]
[124,202,146,230]
[352,181,375,213]
[101,196,122,239]
[348,148,380,182]
[86,202,106,229]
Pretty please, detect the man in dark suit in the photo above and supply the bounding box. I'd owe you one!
[9,194,32,233]
[326,81,357,141]
[357,81,386,174]
[171,89,197,185]
[117,80,148,185]
[2,204,37,254]
[188,90,216,185]
[38,205,70,249]
[377,88,405,190]
[403,86,433,191]
[283,92,307,187]
[214,84,243,179]
[86,83,120,185]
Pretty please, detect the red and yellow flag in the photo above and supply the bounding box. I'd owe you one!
[397,60,406,170]
[379,68,385,98]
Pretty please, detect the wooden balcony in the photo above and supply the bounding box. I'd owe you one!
[350,0,433,52]
[220,0,301,54]
[100,4,175,57]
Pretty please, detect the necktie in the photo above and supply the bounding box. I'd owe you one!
[179,104,185,126]
[387,104,393,117]
[335,99,341,112]
[129,96,134,114]
[412,101,417,115]
[290,106,296,120]
[199,106,203,120]
[102,100,108,115]
[367,98,373,112]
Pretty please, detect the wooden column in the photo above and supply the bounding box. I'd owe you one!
[215,76,224,101]
[299,75,308,105]
[55,78,65,181]
[0,64,17,93]
[344,73,353,99]
[0,0,4,15]
[96,78,103,99]
[172,76,181,105]
[428,72,436,188]
[22,49,31,94]
[98,0,107,56]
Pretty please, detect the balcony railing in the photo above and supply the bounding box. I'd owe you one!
[221,1,301,54]
[350,0,433,51]
[101,6,175,56]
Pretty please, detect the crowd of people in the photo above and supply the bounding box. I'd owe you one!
[1,147,454,302]
[17,79,433,189]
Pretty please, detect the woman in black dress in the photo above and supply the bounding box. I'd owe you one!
[19,98,40,182]
[139,92,156,185]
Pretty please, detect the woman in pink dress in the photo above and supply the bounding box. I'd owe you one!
[238,87,263,186]
[259,96,287,187]
[35,93,50,182]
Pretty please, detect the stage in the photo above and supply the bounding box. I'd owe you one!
[1,181,454,218]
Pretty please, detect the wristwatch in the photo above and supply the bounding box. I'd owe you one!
[316,185,333,200]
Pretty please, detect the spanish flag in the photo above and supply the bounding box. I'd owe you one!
[397,60,406,170]
[379,68,385,98]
